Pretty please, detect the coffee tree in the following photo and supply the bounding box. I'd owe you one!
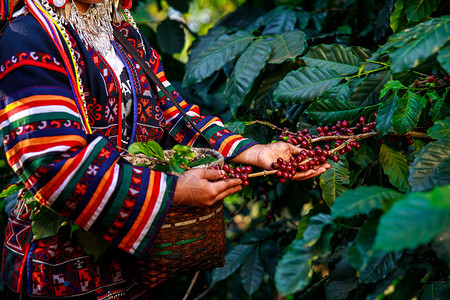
[168,0,449,299]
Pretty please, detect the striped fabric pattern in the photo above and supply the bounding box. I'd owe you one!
[1,13,257,260]
[0,85,176,257]
[0,9,261,298]
[0,14,177,258]
[0,0,13,20]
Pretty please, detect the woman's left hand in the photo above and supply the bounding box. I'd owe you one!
[231,142,331,181]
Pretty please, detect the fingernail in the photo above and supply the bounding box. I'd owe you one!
[219,170,225,175]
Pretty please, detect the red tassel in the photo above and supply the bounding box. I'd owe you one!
[121,0,132,10]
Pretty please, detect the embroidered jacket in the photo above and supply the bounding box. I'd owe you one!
[0,10,257,299]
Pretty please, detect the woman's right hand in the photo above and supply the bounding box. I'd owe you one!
[173,168,243,207]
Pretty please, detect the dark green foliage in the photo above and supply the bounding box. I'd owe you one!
[156,19,185,54]
[172,0,449,298]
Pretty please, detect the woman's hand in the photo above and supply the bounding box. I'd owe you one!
[173,168,243,207]
[231,142,331,180]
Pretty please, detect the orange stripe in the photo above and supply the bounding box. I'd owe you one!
[222,136,243,156]
[119,171,158,250]
[0,95,77,122]
[6,135,86,165]
[218,135,240,154]
[164,106,178,118]
[35,145,88,203]
[75,160,118,226]
[156,71,164,79]
[164,99,189,118]
[187,118,216,146]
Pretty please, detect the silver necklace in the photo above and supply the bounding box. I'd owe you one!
[69,0,114,56]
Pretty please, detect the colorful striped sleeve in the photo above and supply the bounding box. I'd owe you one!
[0,16,176,258]
[149,49,259,159]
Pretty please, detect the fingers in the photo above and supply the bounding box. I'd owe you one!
[174,168,243,207]
[197,168,226,181]
[210,178,242,196]
[192,178,243,207]
[292,163,330,180]
[322,162,331,169]
[213,184,242,203]
[286,142,304,156]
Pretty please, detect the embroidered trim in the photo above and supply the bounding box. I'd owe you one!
[0,52,66,80]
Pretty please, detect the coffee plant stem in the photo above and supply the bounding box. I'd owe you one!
[192,282,217,300]
[406,131,427,138]
[348,66,389,79]
[245,120,286,132]
[183,271,200,300]
[309,131,378,143]
[248,138,357,178]
[370,60,391,67]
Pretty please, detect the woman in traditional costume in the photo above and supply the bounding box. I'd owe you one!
[0,0,329,298]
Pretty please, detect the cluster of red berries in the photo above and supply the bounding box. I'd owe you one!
[386,133,414,146]
[270,141,363,184]
[279,114,377,146]
[423,74,450,88]
[355,114,377,133]
[210,164,252,186]
[272,115,379,183]
[272,154,323,184]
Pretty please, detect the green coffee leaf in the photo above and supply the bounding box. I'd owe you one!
[409,138,450,191]
[212,244,254,283]
[376,94,399,136]
[240,247,265,295]
[426,117,450,139]
[391,90,424,134]
[73,228,110,262]
[305,99,361,124]
[302,44,361,75]
[269,30,307,64]
[183,31,255,87]
[146,140,165,160]
[320,157,350,206]
[379,144,409,192]
[275,239,313,295]
[374,191,450,251]
[296,202,330,239]
[225,38,271,116]
[273,67,343,104]
[302,213,332,247]
[31,204,67,241]
[187,156,217,168]
[405,0,440,23]
[332,186,402,219]
[359,251,402,283]
[0,181,24,198]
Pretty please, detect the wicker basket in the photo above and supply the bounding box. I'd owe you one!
[123,148,226,288]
